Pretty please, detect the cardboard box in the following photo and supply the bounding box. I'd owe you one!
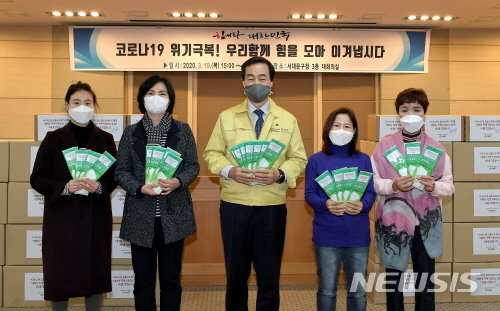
[103,265,135,306]
[453,262,500,302]
[111,188,126,224]
[367,115,401,142]
[8,182,44,224]
[359,140,378,156]
[465,116,500,141]
[0,183,7,224]
[452,142,500,181]
[367,115,464,142]
[0,267,3,305]
[9,140,42,182]
[6,224,43,265]
[453,223,500,262]
[424,116,464,142]
[3,265,47,307]
[103,265,162,306]
[0,140,8,182]
[442,196,453,223]
[367,260,452,304]
[6,223,131,266]
[35,114,126,142]
[454,182,500,222]
[126,114,143,126]
[370,221,452,264]
[7,183,125,224]
[112,224,132,265]
[0,225,5,265]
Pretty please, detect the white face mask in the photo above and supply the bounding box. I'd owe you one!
[329,129,354,146]
[400,115,424,133]
[68,105,94,124]
[144,95,169,114]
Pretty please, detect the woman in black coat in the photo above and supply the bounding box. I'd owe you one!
[115,75,199,311]
[30,82,117,311]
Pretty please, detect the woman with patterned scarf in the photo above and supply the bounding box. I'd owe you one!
[371,88,454,311]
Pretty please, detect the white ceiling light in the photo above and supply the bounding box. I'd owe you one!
[90,12,100,17]
[184,13,193,17]
[197,13,206,17]
[77,12,86,16]
[291,14,301,19]
[209,13,218,17]
[51,11,62,16]
[317,14,325,19]
[443,16,453,20]
[329,14,338,19]
[420,15,429,20]
[408,15,417,20]
[304,14,313,19]
[432,16,441,20]
[65,12,74,16]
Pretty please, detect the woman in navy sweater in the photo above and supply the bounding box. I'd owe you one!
[305,107,376,311]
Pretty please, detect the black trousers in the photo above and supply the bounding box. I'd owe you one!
[220,200,287,311]
[130,217,185,311]
[385,226,435,311]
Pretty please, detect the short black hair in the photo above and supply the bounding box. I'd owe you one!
[240,57,275,81]
[322,107,359,156]
[137,75,176,114]
[65,81,99,109]
[394,88,429,114]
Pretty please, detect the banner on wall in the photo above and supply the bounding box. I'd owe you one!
[69,26,430,73]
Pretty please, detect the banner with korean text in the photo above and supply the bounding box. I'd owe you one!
[69,26,430,73]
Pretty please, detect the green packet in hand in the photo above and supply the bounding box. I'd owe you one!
[77,151,116,196]
[62,147,78,178]
[383,145,409,177]
[405,142,425,190]
[229,142,245,167]
[342,167,358,202]
[347,171,373,202]
[404,142,422,177]
[257,139,285,169]
[315,170,339,201]
[91,151,116,181]
[157,152,183,180]
[414,145,443,176]
[75,149,91,178]
[331,168,345,201]
[80,151,101,179]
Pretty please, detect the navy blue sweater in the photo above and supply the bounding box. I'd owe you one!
[305,143,377,247]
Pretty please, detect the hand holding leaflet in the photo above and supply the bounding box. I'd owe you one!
[347,171,373,202]
[342,167,358,202]
[383,145,409,177]
[315,170,339,201]
[404,142,424,190]
[62,149,116,196]
[414,145,443,176]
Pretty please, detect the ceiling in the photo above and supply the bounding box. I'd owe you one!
[2,0,500,29]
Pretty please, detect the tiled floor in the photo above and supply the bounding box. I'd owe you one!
[3,285,500,310]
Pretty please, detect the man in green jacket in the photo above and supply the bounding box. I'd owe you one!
[204,56,307,310]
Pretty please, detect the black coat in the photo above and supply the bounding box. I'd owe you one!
[30,121,117,301]
[115,118,199,247]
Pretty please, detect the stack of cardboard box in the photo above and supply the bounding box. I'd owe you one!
[451,116,500,302]
[1,115,144,307]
